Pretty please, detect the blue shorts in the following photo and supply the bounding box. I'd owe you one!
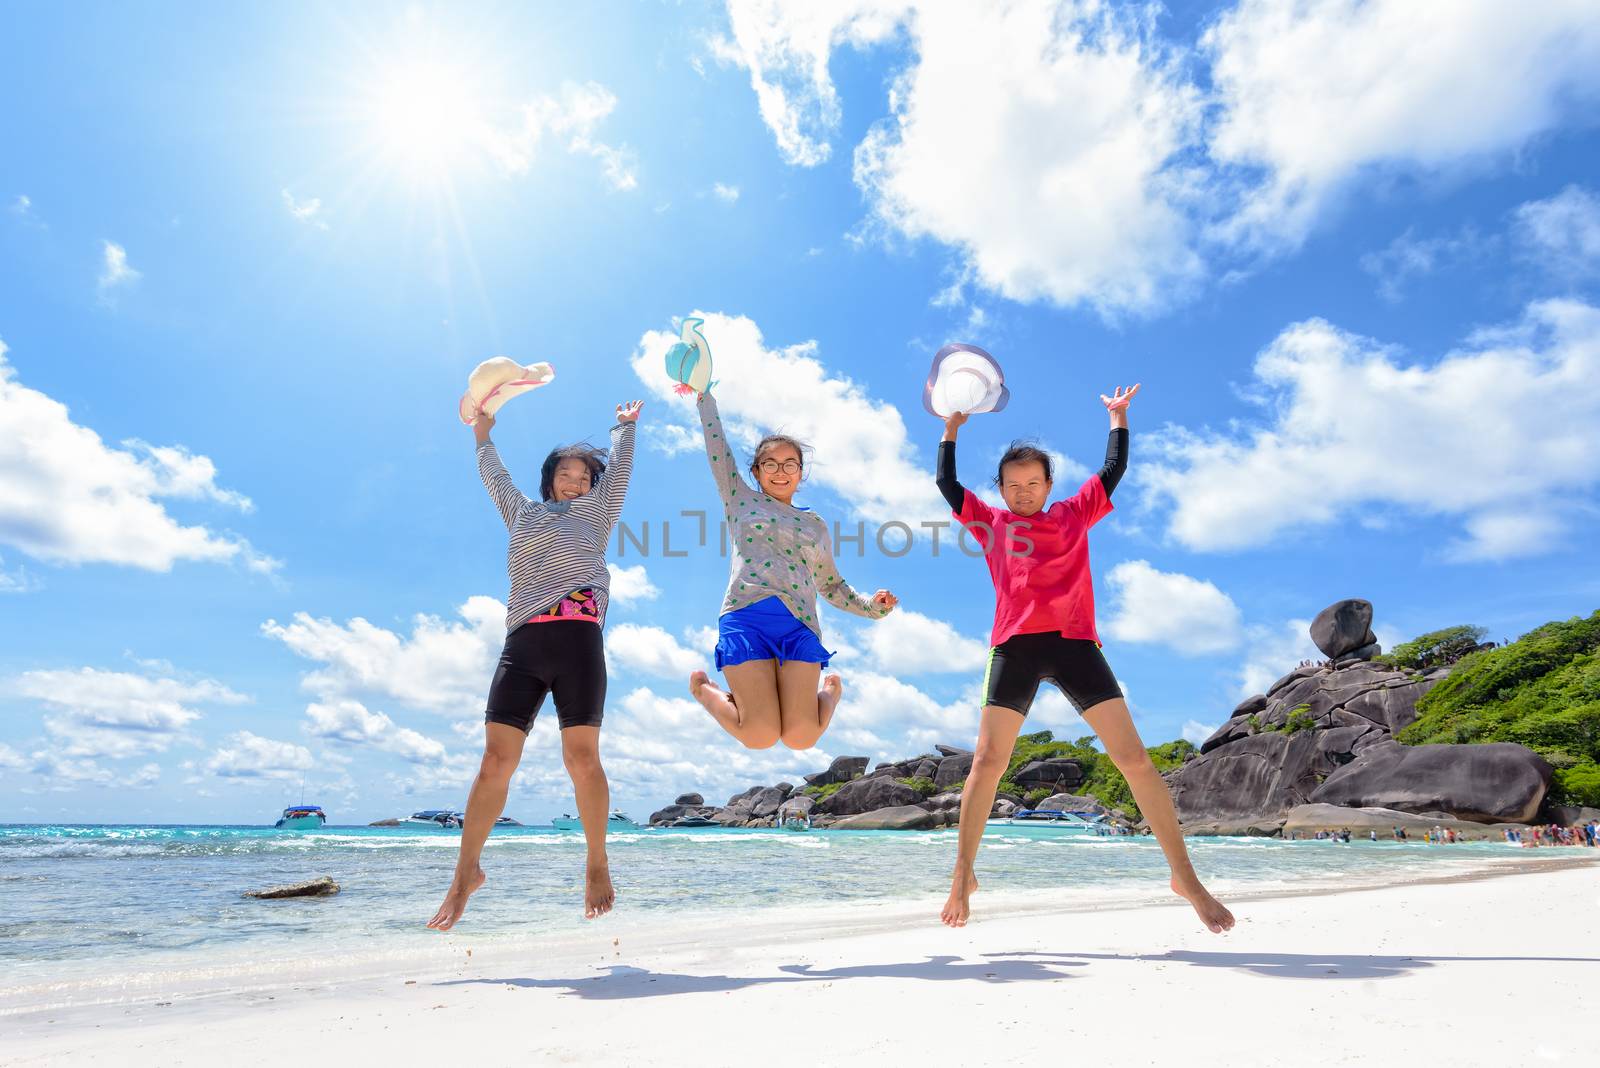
[715,596,835,671]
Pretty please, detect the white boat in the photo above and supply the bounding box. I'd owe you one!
[1001,809,1103,832]
[274,805,326,830]
[552,810,640,831]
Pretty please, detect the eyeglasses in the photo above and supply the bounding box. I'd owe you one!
[757,459,802,475]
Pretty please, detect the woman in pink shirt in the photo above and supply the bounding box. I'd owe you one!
[935,384,1234,934]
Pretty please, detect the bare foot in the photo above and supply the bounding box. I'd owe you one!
[940,866,979,927]
[426,867,486,931]
[1172,876,1235,933]
[585,862,615,920]
[819,674,843,720]
[688,670,732,708]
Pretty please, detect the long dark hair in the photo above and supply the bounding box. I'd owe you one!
[994,440,1052,486]
[540,444,607,501]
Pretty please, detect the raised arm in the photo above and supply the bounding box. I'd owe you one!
[473,412,532,528]
[592,401,641,529]
[697,391,753,506]
[1097,383,1138,498]
[935,411,969,513]
[808,525,894,620]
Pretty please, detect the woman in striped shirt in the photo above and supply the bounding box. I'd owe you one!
[688,388,898,750]
[428,397,641,931]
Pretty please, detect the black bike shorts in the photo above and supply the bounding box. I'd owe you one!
[981,631,1122,717]
[484,621,606,732]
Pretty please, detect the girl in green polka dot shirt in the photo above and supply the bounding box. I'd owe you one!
[687,389,898,750]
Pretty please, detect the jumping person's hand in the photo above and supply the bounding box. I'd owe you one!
[616,399,644,424]
[472,408,496,443]
[1100,383,1140,412]
[942,411,968,442]
[872,589,899,614]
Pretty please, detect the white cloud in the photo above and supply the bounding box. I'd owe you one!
[204,731,314,780]
[281,188,329,230]
[14,666,248,758]
[1204,0,1600,250]
[0,742,25,768]
[1513,184,1600,283]
[719,1,1600,316]
[1236,618,1321,700]
[711,182,741,202]
[1102,560,1242,655]
[494,82,637,191]
[1360,226,1492,303]
[1142,299,1600,561]
[605,623,703,680]
[97,240,140,296]
[1181,718,1218,746]
[0,339,274,573]
[630,311,947,525]
[0,553,40,594]
[862,608,986,674]
[262,596,504,715]
[304,698,447,764]
[9,194,30,216]
[606,562,660,603]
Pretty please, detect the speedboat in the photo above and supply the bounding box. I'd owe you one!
[401,810,519,829]
[781,815,811,832]
[669,815,718,828]
[1002,809,1102,832]
[552,810,640,831]
[274,804,326,830]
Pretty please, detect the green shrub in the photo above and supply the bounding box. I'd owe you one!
[1385,625,1489,670]
[1552,762,1600,807]
[800,781,846,801]
[1023,787,1053,805]
[1285,706,1318,734]
[896,776,938,797]
[1246,714,1262,732]
[1147,739,1199,771]
[1399,612,1600,764]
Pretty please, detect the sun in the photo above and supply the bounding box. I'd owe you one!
[363,59,492,180]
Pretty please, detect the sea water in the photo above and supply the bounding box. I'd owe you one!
[0,821,1538,998]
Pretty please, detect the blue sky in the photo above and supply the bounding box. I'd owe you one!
[3,0,1599,824]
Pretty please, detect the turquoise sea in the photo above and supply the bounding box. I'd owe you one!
[1,821,1541,1001]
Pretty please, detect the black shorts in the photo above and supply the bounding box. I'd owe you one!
[981,631,1122,717]
[484,621,606,732]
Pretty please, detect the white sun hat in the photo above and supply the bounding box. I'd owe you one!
[458,358,555,424]
[922,343,1009,418]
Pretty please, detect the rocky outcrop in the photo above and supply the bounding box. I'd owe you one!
[1309,741,1552,823]
[804,756,868,787]
[1036,793,1110,817]
[1311,599,1376,659]
[835,805,939,830]
[673,792,704,806]
[749,783,794,818]
[934,752,974,790]
[1013,758,1083,793]
[243,876,340,899]
[815,777,921,817]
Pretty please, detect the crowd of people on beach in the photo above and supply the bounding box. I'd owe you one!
[1503,822,1598,847]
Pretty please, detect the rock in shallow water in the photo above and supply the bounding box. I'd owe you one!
[243,876,340,899]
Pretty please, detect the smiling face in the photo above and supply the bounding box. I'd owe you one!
[753,441,802,504]
[550,457,593,501]
[1000,458,1051,517]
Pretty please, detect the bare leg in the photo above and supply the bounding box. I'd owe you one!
[427,723,526,931]
[777,661,839,750]
[561,725,614,919]
[941,705,1024,927]
[1080,697,1235,934]
[689,660,781,749]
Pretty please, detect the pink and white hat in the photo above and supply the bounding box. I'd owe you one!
[458,358,555,424]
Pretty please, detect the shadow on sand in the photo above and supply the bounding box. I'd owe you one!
[435,949,1600,1000]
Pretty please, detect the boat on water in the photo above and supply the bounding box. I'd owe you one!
[274,805,327,830]
[1002,809,1103,832]
[551,810,641,831]
[668,815,718,828]
[400,810,521,830]
[781,815,812,832]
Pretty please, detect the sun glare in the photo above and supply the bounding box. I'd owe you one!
[363,59,495,181]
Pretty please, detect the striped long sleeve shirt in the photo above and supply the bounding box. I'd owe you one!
[697,392,885,638]
[477,422,636,634]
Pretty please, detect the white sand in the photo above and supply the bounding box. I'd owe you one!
[7,857,1598,1067]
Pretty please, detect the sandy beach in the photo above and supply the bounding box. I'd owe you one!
[7,854,1597,1067]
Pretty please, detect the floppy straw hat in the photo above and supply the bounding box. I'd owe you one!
[922,343,1009,418]
[458,358,555,424]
